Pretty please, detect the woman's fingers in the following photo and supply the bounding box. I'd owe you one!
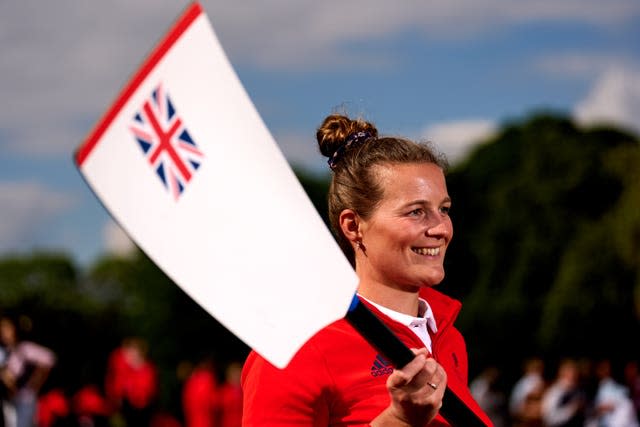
[423,357,447,394]
[384,349,448,426]
[387,348,429,388]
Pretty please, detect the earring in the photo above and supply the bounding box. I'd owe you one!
[355,241,362,250]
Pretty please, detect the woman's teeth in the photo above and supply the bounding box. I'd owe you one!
[412,247,440,256]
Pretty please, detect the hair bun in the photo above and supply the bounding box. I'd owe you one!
[316,114,378,159]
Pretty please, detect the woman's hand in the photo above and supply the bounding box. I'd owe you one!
[371,348,447,427]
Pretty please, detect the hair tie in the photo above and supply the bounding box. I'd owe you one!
[327,131,373,170]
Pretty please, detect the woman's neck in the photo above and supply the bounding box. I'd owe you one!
[357,281,420,316]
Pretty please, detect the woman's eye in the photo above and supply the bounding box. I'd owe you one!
[409,209,423,216]
[440,206,451,215]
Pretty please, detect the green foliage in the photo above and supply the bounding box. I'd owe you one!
[445,113,640,377]
[0,252,79,310]
[294,168,331,227]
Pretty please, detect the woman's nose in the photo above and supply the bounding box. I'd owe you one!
[426,217,452,239]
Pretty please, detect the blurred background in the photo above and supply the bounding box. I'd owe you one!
[1,1,639,426]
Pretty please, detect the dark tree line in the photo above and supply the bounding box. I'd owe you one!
[443,113,640,382]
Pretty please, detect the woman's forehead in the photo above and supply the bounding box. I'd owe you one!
[375,163,447,196]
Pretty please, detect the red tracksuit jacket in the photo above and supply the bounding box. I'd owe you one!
[241,288,492,426]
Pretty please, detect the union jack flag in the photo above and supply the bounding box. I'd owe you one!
[130,84,203,200]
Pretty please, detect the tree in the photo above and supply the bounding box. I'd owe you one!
[444,113,640,378]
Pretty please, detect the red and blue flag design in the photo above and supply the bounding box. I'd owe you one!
[130,84,203,200]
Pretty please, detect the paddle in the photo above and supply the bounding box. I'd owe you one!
[74,3,488,426]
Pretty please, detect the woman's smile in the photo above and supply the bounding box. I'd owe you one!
[411,246,441,257]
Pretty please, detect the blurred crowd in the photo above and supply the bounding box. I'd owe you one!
[0,315,242,427]
[471,357,640,427]
[2,312,639,427]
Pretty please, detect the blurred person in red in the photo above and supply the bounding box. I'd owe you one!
[36,389,69,427]
[72,385,112,427]
[217,362,242,427]
[182,357,218,427]
[150,411,182,427]
[105,337,158,427]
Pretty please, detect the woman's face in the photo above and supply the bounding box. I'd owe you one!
[357,162,453,291]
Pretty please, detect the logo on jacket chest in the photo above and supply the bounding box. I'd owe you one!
[370,354,393,377]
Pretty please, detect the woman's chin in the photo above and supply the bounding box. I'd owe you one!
[420,270,445,287]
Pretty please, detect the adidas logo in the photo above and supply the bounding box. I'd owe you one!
[370,354,393,377]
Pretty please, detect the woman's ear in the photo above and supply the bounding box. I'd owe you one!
[338,209,361,245]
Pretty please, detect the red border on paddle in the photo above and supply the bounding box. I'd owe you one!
[75,2,203,166]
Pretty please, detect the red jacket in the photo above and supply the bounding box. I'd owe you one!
[218,382,243,427]
[105,348,158,409]
[241,288,492,426]
[182,367,218,427]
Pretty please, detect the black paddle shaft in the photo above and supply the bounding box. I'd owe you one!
[345,297,489,427]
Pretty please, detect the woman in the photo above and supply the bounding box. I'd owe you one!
[241,114,491,426]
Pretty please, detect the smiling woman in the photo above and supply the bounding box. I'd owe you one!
[240,113,492,426]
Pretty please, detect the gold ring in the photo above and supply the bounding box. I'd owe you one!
[427,382,438,390]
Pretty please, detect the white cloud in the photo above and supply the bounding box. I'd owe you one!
[0,0,638,158]
[203,0,640,69]
[0,181,75,252]
[102,220,136,258]
[417,66,640,167]
[574,67,640,134]
[416,66,640,169]
[499,0,639,25]
[421,119,497,164]
[0,2,180,157]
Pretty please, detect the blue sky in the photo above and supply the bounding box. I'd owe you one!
[1,0,639,268]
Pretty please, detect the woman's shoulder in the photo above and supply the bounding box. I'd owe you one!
[241,317,376,388]
[240,318,391,424]
[242,318,364,369]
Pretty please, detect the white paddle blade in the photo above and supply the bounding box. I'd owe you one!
[75,2,357,369]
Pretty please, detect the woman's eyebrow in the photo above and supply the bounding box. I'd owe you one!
[405,196,452,206]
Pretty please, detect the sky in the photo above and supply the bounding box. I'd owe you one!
[1,0,639,268]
